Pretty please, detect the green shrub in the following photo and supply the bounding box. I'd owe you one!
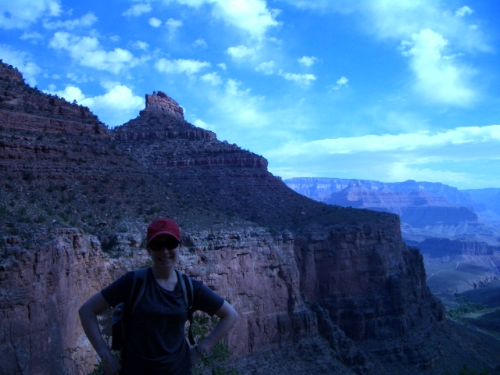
[191,313,239,375]
[447,294,487,320]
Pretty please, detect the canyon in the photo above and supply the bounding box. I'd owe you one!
[1,61,500,375]
[285,178,500,303]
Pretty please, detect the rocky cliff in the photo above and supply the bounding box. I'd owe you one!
[418,238,499,257]
[0,61,108,138]
[285,177,477,207]
[1,61,499,375]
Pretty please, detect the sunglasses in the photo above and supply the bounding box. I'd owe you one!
[149,238,180,252]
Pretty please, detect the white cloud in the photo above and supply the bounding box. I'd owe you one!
[216,79,267,127]
[193,38,208,49]
[166,18,183,38]
[155,58,210,76]
[329,76,348,90]
[400,29,476,105]
[200,72,222,85]
[226,45,257,60]
[66,72,90,83]
[267,124,500,188]
[122,3,152,17]
[0,44,41,85]
[45,84,144,127]
[455,6,473,17]
[149,17,162,27]
[278,70,316,86]
[193,118,213,130]
[297,56,318,67]
[272,125,500,157]
[217,63,227,70]
[255,60,274,75]
[169,0,281,39]
[49,32,142,74]
[361,1,489,53]
[20,32,43,41]
[0,0,61,29]
[43,12,97,30]
[282,0,491,100]
[132,40,149,50]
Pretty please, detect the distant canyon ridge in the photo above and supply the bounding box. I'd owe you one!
[285,177,500,296]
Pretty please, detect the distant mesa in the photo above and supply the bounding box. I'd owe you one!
[144,90,184,119]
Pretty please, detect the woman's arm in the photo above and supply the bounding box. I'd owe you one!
[78,292,121,375]
[191,300,238,365]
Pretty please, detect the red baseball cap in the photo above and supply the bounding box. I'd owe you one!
[147,218,182,245]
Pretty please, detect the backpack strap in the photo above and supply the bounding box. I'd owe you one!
[129,267,149,314]
[176,270,195,345]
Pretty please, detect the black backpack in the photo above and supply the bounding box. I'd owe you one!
[111,268,195,351]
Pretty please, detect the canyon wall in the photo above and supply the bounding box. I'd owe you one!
[0,229,130,374]
[1,221,445,374]
[0,61,483,375]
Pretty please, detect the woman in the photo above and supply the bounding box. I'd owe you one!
[79,218,238,375]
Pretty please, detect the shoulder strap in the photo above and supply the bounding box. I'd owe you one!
[176,270,195,345]
[129,267,149,314]
[175,269,194,309]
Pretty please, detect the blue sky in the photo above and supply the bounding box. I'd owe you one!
[1,0,500,189]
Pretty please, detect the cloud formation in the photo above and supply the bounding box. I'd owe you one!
[149,17,162,27]
[272,125,500,156]
[278,70,316,86]
[166,18,183,39]
[0,0,61,29]
[267,124,500,187]
[297,56,318,67]
[226,45,258,60]
[122,3,152,17]
[0,44,41,85]
[166,0,281,39]
[155,58,210,76]
[455,6,473,17]
[255,60,274,75]
[283,0,489,105]
[45,84,144,126]
[49,32,142,74]
[200,72,222,85]
[329,76,348,90]
[400,29,476,105]
[43,12,97,30]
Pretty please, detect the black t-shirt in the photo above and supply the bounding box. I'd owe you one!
[101,268,224,375]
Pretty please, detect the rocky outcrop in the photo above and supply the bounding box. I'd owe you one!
[285,177,476,207]
[0,229,148,375]
[417,238,497,257]
[113,106,215,142]
[295,219,444,342]
[0,62,108,138]
[321,180,478,228]
[144,91,185,119]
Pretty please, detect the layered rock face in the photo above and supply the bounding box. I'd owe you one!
[295,218,444,341]
[2,62,493,375]
[0,62,108,137]
[285,177,476,207]
[114,91,216,143]
[145,91,185,118]
[417,238,497,257]
[322,180,478,227]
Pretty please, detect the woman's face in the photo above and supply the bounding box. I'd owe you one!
[147,234,180,268]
